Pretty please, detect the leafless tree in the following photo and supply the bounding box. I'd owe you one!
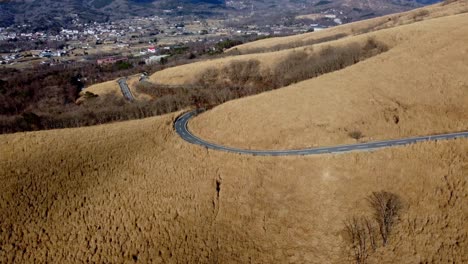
[363,217,377,251]
[345,217,370,264]
[367,191,402,245]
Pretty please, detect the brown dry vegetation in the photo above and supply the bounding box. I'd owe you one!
[225,33,349,56]
[0,112,467,263]
[102,39,388,124]
[81,79,122,99]
[1,2,468,263]
[196,38,388,91]
[148,1,468,86]
[190,13,468,150]
[147,35,391,87]
[81,74,152,101]
[227,0,468,55]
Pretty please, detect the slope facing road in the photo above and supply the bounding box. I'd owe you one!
[175,110,468,156]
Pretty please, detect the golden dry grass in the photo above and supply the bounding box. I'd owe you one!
[148,52,282,85]
[2,3,468,263]
[78,75,150,103]
[190,13,468,150]
[148,1,468,86]
[127,75,152,101]
[230,0,468,54]
[0,112,466,263]
[81,79,122,98]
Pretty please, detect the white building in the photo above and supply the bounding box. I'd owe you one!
[145,55,169,65]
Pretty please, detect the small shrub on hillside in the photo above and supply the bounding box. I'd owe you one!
[271,50,311,87]
[187,53,196,60]
[344,217,377,264]
[363,37,389,54]
[116,61,133,70]
[83,91,98,99]
[216,39,243,51]
[344,191,402,263]
[348,131,364,140]
[196,67,220,87]
[226,60,262,85]
[412,10,430,21]
[442,0,459,6]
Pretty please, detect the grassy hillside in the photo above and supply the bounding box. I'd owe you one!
[0,112,466,262]
[149,0,468,85]
[227,0,468,55]
[188,12,468,150]
[1,1,468,263]
[78,74,150,102]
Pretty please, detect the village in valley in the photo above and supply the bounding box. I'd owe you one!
[0,8,345,68]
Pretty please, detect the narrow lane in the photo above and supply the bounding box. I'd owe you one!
[118,78,135,101]
[175,110,468,156]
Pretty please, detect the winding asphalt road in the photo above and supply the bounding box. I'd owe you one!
[175,110,468,156]
[118,78,135,101]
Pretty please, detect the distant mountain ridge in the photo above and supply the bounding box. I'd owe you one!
[0,0,440,30]
[0,0,226,29]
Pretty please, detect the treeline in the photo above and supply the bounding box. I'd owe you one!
[199,38,388,90]
[0,100,172,133]
[0,54,206,117]
[0,36,248,118]
[0,40,67,53]
[0,38,389,134]
[0,65,83,116]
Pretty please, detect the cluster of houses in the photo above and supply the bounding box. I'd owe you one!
[145,55,169,65]
[1,54,21,65]
[0,6,346,67]
[0,49,70,65]
[96,56,128,65]
[39,49,69,58]
[97,45,169,66]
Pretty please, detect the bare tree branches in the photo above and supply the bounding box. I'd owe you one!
[344,191,402,263]
[1,38,389,133]
[345,217,370,264]
[367,191,402,245]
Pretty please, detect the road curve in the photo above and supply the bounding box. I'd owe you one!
[118,78,135,101]
[175,110,468,156]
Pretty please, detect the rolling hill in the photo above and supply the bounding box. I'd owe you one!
[189,13,468,150]
[147,1,468,150]
[1,1,467,263]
